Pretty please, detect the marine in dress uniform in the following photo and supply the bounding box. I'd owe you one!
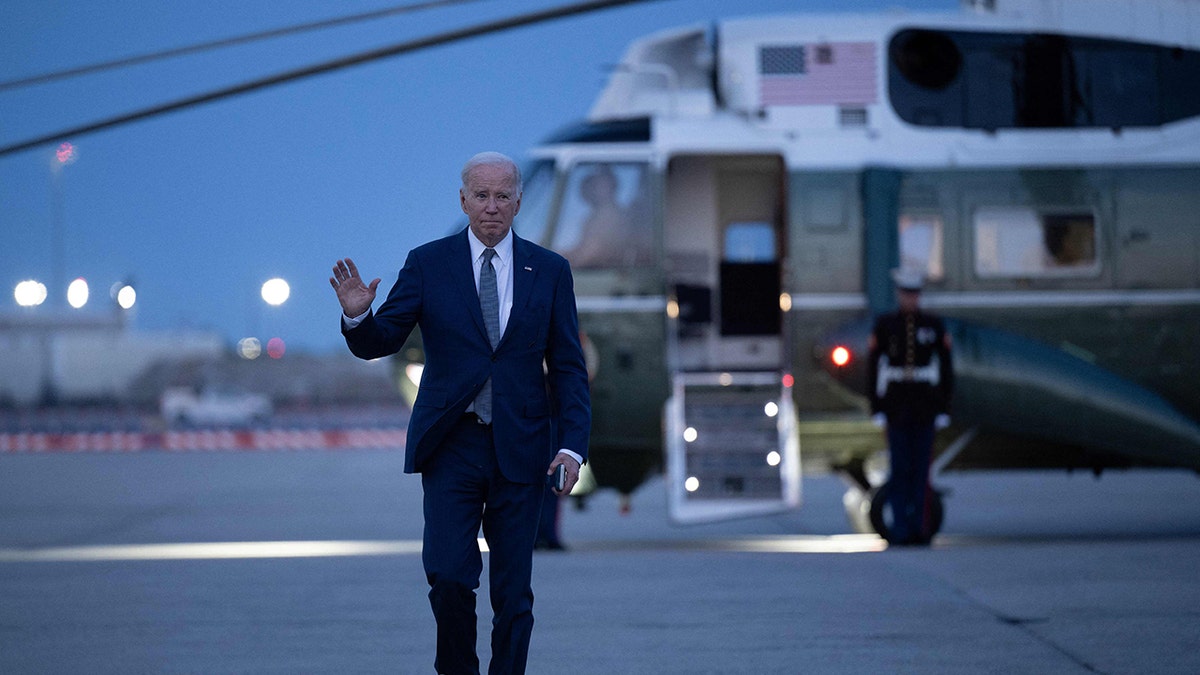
[866,267,954,546]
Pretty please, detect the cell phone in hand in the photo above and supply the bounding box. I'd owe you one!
[550,463,566,492]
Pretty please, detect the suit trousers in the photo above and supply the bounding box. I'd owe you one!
[421,415,544,675]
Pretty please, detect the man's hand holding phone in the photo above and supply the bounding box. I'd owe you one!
[546,452,581,496]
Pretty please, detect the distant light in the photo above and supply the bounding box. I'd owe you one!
[831,346,851,367]
[781,373,795,388]
[779,293,792,312]
[766,451,782,467]
[718,372,733,386]
[764,401,779,418]
[55,142,78,166]
[683,427,698,443]
[685,476,700,493]
[14,280,47,307]
[261,278,290,306]
[267,337,286,359]
[67,277,89,308]
[238,337,262,360]
[116,284,137,310]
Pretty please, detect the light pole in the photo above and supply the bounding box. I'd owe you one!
[50,142,77,309]
[15,279,57,406]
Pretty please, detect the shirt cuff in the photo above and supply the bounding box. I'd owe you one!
[342,310,369,329]
[557,449,584,466]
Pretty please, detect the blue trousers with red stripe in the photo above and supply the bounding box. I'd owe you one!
[885,414,935,545]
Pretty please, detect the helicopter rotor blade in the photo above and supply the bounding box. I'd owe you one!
[0,0,664,158]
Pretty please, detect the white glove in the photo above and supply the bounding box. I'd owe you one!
[935,414,951,430]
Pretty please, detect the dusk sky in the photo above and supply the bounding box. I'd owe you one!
[1,0,955,354]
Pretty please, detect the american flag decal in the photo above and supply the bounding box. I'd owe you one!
[759,42,878,106]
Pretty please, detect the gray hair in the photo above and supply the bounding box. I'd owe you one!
[460,151,522,193]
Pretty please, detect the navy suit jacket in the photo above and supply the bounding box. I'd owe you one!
[343,229,590,483]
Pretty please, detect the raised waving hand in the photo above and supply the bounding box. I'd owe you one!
[329,257,381,318]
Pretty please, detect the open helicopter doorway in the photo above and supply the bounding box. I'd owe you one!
[662,154,801,523]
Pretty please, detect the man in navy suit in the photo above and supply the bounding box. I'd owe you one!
[330,152,590,674]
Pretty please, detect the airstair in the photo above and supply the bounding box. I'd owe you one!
[665,370,801,523]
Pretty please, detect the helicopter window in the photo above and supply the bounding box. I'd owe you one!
[962,42,1019,130]
[973,207,1098,278]
[1073,45,1159,128]
[553,162,652,268]
[889,29,1200,129]
[890,30,962,91]
[724,222,776,263]
[898,213,944,282]
[512,159,556,245]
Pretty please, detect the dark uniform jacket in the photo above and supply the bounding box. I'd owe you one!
[867,310,954,423]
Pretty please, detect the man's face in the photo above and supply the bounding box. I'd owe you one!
[897,288,921,312]
[461,163,521,247]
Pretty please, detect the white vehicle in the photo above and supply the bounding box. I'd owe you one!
[160,387,273,427]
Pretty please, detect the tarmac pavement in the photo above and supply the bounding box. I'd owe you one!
[1,447,1199,674]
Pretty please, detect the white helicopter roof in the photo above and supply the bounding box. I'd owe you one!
[581,0,1200,169]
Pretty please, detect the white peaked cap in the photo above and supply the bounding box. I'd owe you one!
[891,267,925,291]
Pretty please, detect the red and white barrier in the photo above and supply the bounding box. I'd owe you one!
[0,429,407,453]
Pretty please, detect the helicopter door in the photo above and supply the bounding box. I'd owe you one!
[665,155,786,371]
[663,155,800,523]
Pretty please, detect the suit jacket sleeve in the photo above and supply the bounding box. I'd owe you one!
[342,250,422,360]
[545,258,591,461]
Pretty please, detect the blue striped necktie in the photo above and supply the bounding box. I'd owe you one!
[475,248,499,423]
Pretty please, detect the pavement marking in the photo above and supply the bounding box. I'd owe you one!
[0,540,424,562]
[570,534,887,554]
[720,534,887,553]
[0,535,887,562]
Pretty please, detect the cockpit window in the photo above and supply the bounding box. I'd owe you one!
[512,159,556,244]
[552,162,653,268]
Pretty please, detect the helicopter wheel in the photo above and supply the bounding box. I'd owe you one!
[868,481,945,544]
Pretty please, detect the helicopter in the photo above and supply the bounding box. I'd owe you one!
[6,0,1198,536]
[395,0,1200,535]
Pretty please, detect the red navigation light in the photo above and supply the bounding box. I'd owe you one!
[781,373,795,388]
[831,346,851,368]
